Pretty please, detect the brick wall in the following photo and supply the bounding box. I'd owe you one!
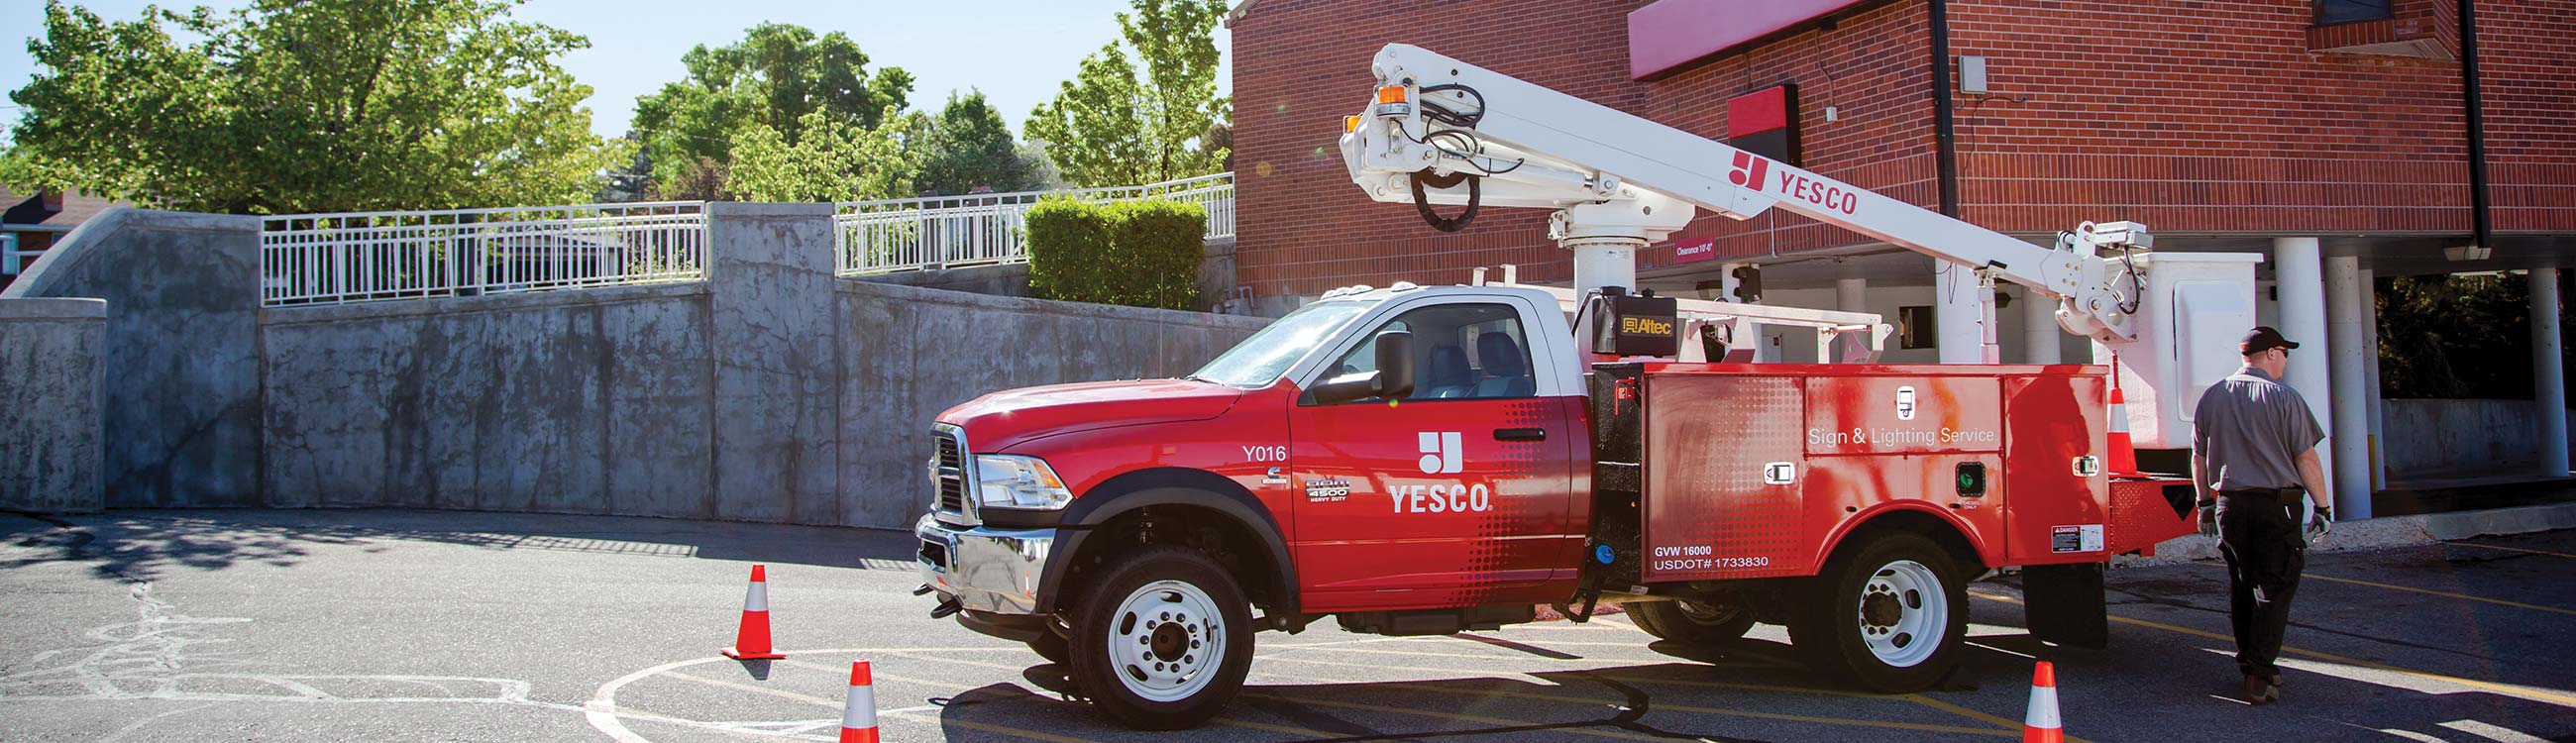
[1233,0,1937,295]
[1948,0,2473,235]
[1233,0,2575,297]
[2479,0,2576,233]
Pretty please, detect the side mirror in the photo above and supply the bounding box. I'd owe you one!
[1372,330,1414,399]
[1308,330,1415,405]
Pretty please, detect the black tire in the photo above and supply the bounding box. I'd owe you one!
[1066,546,1255,730]
[1027,629,1070,665]
[1627,599,1757,644]
[1787,532,1969,692]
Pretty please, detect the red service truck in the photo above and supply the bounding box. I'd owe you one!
[915,45,2259,729]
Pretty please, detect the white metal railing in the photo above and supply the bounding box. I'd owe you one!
[261,202,706,307]
[834,172,1234,275]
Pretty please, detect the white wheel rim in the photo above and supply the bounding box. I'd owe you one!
[1107,579,1225,702]
[1856,560,1945,668]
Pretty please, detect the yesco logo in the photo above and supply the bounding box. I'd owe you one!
[1727,152,1770,189]
[1399,431,1489,514]
[1418,432,1463,474]
[1729,151,1860,216]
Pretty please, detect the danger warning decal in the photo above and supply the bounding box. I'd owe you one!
[2050,524,2105,554]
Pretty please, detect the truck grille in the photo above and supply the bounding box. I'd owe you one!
[933,428,970,517]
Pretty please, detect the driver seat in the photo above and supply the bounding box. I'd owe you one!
[1472,333,1534,397]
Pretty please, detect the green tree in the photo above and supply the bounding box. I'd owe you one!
[914,90,1050,195]
[728,108,917,203]
[5,0,625,214]
[630,23,912,195]
[1023,0,1230,187]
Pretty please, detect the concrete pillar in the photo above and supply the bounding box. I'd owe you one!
[2324,256,2372,518]
[0,298,107,514]
[2272,238,2340,513]
[1836,277,1867,314]
[2022,287,2061,365]
[2533,267,2569,477]
[1935,263,1990,364]
[707,202,841,524]
[0,209,265,508]
[2361,268,2387,489]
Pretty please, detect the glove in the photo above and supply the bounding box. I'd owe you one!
[2198,499,2219,540]
[2305,502,2333,544]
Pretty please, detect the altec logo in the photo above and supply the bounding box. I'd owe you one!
[1418,432,1463,474]
[1728,152,1771,188]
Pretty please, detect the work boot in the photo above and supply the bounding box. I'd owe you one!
[2242,675,2280,704]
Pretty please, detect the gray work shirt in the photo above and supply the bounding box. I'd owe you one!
[2192,367,2324,491]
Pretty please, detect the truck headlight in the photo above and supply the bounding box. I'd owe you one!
[974,455,1072,510]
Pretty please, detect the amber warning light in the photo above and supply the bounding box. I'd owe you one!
[1374,85,1413,118]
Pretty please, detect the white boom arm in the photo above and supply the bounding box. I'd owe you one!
[1338,44,2147,342]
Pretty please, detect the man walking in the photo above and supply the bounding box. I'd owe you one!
[2192,326,2333,705]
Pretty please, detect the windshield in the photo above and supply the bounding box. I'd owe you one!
[1189,299,1373,387]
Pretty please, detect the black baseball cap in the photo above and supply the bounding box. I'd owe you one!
[2241,326,2300,355]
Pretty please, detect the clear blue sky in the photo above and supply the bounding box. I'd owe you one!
[0,0,1233,140]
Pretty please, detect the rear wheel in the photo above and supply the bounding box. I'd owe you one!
[1788,532,1968,692]
[1627,599,1757,644]
[1066,546,1254,730]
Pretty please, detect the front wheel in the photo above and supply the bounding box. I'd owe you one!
[1788,532,1969,692]
[1066,546,1255,730]
[1627,599,1757,644]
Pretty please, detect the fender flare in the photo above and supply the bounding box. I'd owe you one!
[1036,468,1299,617]
[1812,501,1996,573]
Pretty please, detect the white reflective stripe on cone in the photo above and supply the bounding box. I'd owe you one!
[743,581,769,612]
[842,685,877,729]
[2108,402,2129,433]
[2024,686,2061,728]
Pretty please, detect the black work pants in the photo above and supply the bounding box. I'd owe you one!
[2217,488,2307,679]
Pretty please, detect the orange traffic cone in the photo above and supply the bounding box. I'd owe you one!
[837,660,881,743]
[2023,661,2064,743]
[721,565,786,660]
[2106,374,2140,478]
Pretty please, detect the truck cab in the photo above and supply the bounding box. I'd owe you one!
[917,284,1597,727]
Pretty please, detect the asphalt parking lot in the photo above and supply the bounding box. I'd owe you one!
[2,508,2571,742]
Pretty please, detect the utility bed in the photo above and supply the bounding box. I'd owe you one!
[1581,362,2197,592]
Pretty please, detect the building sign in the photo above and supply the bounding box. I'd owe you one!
[1728,84,1801,167]
[1628,0,1887,80]
[1673,236,1717,264]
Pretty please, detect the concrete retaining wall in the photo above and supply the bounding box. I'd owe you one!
[835,279,1269,528]
[1,210,264,508]
[854,263,1032,297]
[8,204,1269,524]
[0,298,107,513]
[260,283,716,517]
[2383,398,2570,477]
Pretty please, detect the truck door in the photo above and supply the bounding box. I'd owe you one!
[1284,297,1579,611]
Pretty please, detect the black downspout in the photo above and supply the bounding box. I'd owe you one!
[1930,0,1961,218]
[2461,0,2491,251]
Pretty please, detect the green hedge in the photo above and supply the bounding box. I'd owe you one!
[1026,196,1206,310]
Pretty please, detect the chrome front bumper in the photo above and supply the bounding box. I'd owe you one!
[915,513,1055,615]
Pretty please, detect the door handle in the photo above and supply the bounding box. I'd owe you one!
[1494,427,1548,442]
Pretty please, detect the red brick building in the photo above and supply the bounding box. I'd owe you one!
[1231,0,2571,295]
[1228,0,2576,514]
[0,187,123,290]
